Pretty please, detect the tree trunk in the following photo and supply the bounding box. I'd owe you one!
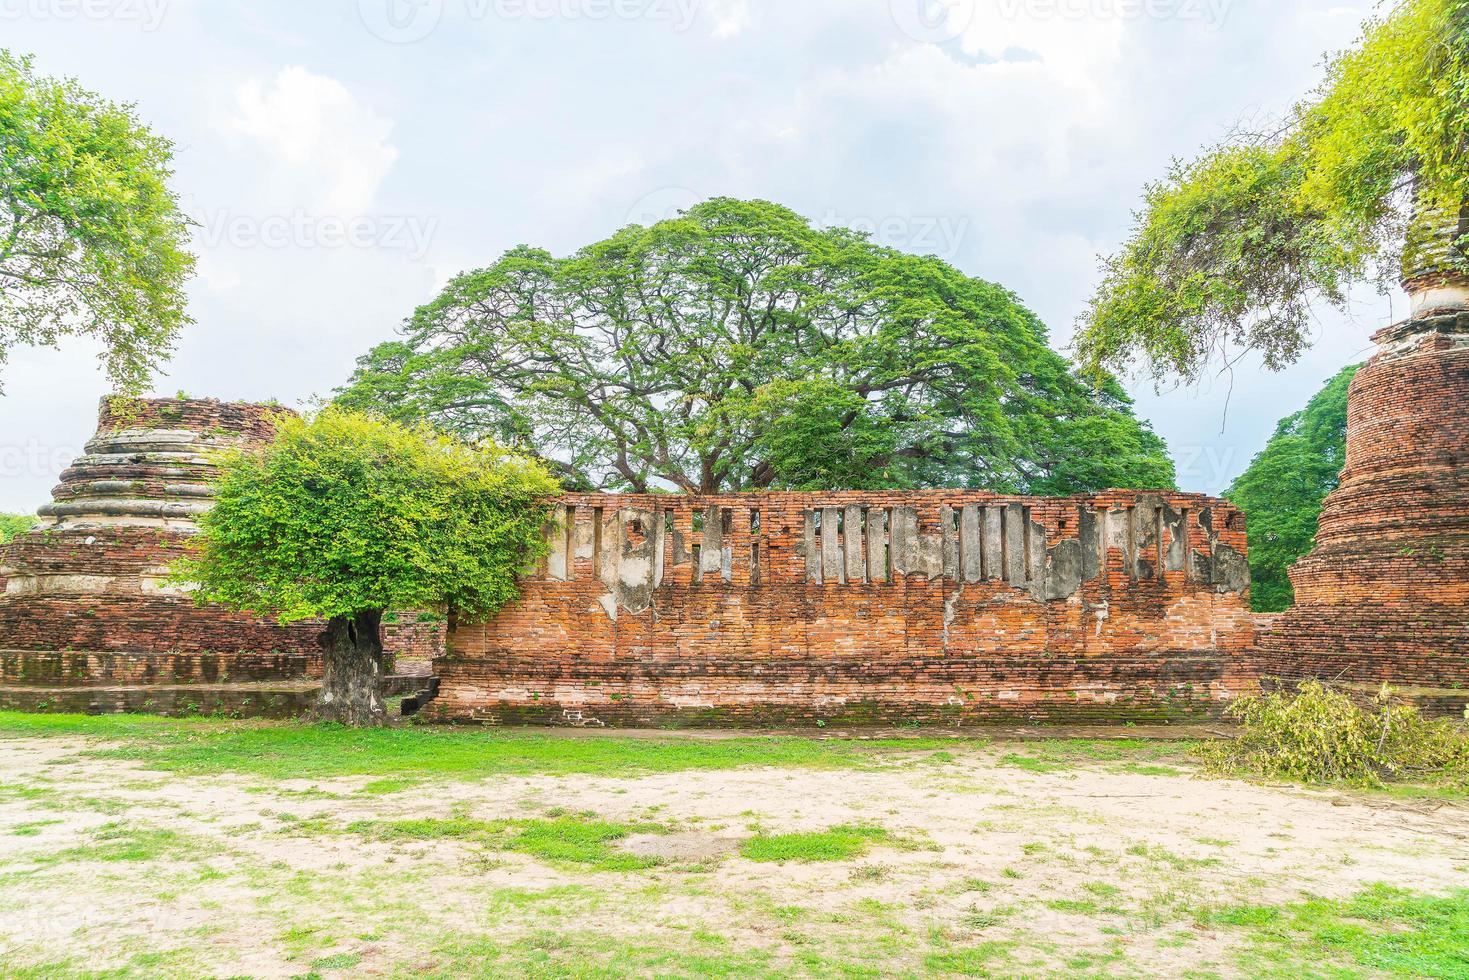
[312,610,389,727]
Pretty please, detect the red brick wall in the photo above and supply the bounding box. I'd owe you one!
[427,490,1255,727]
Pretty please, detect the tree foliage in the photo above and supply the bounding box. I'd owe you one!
[340,198,1174,495]
[1225,364,1359,612]
[177,409,560,625]
[1077,0,1469,384]
[0,50,193,393]
[0,513,36,544]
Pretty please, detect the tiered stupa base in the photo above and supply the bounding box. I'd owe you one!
[0,399,325,717]
[1256,310,1469,715]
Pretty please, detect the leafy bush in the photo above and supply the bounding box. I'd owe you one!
[0,513,36,544]
[1197,682,1469,787]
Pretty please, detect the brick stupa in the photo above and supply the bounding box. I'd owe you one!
[1256,203,1469,715]
[0,398,323,716]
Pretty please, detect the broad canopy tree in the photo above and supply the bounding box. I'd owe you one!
[176,409,560,727]
[339,198,1175,496]
[0,51,194,393]
[1225,365,1359,612]
[1075,0,1469,383]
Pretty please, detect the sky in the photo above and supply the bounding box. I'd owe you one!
[0,0,1408,513]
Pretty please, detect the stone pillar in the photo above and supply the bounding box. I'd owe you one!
[1259,203,1469,714]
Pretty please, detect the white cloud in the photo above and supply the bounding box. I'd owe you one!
[223,66,398,215]
[703,0,755,38]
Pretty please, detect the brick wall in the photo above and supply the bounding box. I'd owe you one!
[426,490,1255,727]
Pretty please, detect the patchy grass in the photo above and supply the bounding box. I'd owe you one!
[350,815,669,871]
[1200,884,1469,977]
[997,738,1192,775]
[740,824,894,863]
[0,711,963,782]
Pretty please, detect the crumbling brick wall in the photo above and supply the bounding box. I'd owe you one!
[426,490,1254,727]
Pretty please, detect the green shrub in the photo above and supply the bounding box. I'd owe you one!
[1196,682,1469,787]
[0,513,36,544]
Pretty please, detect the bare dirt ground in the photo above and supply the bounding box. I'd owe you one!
[0,729,1465,978]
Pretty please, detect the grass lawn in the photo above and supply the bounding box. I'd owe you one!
[0,713,1465,978]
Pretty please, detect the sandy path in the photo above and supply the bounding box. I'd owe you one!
[0,733,1464,978]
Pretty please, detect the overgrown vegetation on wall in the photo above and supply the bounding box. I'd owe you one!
[1226,364,1359,612]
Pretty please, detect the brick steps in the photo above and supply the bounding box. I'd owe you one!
[0,650,316,687]
[0,681,320,718]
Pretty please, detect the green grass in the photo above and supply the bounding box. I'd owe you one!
[739,824,892,863]
[349,815,668,871]
[1200,884,1469,978]
[997,739,1192,775]
[0,711,963,782]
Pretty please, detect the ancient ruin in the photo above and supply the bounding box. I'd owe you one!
[425,490,1254,726]
[1,270,1464,724]
[1254,206,1469,716]
[0,398,440,717]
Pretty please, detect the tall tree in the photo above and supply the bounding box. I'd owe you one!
[0,50,193,393]
[340,198,1174,495]
[175,409,559,727]
[1225,364,1360,612]
[1075,0,1468,383]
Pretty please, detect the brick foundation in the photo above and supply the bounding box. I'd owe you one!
[426,491,1255,727]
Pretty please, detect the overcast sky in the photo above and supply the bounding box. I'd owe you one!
[0,0,1406,513]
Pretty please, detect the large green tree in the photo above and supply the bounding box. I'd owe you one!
[340,198,1174,495]
[0,50,193,393]
[176,409,559,727]
[1225,364,1359,612]
[1076,0,1468,383]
